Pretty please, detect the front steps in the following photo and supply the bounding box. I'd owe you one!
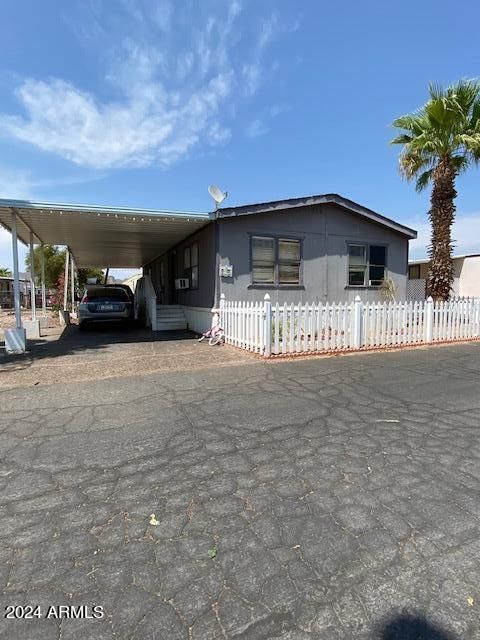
[155,305,187,331]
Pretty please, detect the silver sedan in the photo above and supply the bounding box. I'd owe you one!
[78,286,134,329]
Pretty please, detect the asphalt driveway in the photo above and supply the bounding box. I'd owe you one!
[0,342,479,638]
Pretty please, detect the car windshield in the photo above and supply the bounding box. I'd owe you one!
[85,287,129,301]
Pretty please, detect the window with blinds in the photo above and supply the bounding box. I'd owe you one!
[278,239,301,284]
[251,236,301,286]
[252,237,275,284]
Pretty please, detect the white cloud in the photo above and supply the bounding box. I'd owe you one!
[0,68,236,169]
[258,14,277,50]
[0,168,36,199]
[269,104,285,117]
[151,0,173,32]
[241,64,262,98]
[207,123,231,145]
[0,1,279,170]
[0,165,106,200]
[239,14,279,98]
[407,212,480,260]
[246,119,268,138]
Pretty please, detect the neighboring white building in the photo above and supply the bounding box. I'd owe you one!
[408,253,480,299]
[122,272,142,291]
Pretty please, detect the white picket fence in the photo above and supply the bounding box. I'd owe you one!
[219,294,480,357]
[222,300,265,353]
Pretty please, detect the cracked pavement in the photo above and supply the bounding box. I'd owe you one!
[0,342,480,638]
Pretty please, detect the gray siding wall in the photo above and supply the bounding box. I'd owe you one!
[218,203,409,304]
[144,223,216,308]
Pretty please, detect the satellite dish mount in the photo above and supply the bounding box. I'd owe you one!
[208,184,228,210]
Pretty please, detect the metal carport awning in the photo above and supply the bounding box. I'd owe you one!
[0,198,211,267]
[0,198,211,353]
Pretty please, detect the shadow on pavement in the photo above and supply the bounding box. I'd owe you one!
[0,322,198,365]
[377,612,458,640]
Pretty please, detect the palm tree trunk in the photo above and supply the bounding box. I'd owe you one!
[427,159,456,300]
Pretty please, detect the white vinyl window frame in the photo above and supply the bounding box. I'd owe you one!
[347,243,388,287]
[250,235,302,287]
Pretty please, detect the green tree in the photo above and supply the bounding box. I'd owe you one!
[77,267,105,292]
[25,246,105,297]
[25,245,66,289]
[0,267,11,277]
[391,79,480,300]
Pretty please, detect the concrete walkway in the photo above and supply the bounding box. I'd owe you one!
[0,342,479,638]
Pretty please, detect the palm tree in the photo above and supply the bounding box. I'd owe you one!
[391,79,480,300]
[0,267,12,277]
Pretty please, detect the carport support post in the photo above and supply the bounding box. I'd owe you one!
[40,243,47,316]
[63,250,70,311]
[10,211,22,329]
[29,231,36,320]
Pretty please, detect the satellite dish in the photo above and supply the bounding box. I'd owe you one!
[208,184,228,209]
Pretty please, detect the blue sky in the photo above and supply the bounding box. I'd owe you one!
[0,0,479,273]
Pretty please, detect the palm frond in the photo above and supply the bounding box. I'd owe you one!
[470,99,480,128]
[457,133,480,151]
[398,148,431,180]
[428,82,446,101]
[415,169,434,192]
[392,112,427,135]
[450,155,470,173]
[448,78,480,113]
[392,78,480,179]
[390,133,413,145]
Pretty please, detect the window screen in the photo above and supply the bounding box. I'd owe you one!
[369,246,386,285]
[348,245,367,286]
[251,237,302,285]
[348,244,387,286]
[252,237,275,284]
[278,239,301,284]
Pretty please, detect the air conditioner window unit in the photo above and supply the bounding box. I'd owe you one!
[175,278,189,290]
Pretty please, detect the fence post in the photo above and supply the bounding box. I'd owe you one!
[475,298,480,336]
[425,296,433,343]
[211,293,225,328]
[353,295,363,349]
[219,293,225,328]
[263,293,272,356]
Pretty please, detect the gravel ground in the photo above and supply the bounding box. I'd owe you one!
[0,324,254,389]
